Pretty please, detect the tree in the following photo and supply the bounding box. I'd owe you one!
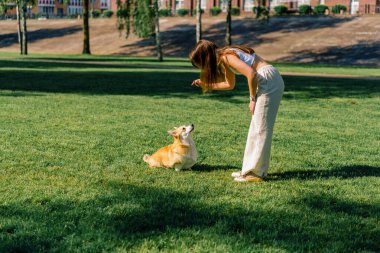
[255,0,261,19]
[196,0,201,43]
[225,0,231,45]
[117,0,163,61]
[59,0,91,54]
[16,2,22,53]
[153,0,162,61]
[1,0,23,54]
[82,0,91,54]
[255,0,269,22]
[21,0,28,54]
[10,0,35,55]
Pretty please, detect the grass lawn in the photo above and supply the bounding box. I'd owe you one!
[0,54,379,252]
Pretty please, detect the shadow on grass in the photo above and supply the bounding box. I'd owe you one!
[298,193,380,218]
[268,165,380,181]
[1,182,378,252]
[0,27,82,48]
[122,16,355,59]
[1,59,379,100]
[191,164,240,172]
[278,41,380,67]
[0,91,46,97]
[29,56,190,63]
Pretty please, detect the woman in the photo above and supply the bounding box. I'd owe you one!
[189,40,284,182]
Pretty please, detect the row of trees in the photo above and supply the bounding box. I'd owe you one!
[0,0,32,54]
[117,0,265,61]
[0,0,91,55]
[2,0,267,59]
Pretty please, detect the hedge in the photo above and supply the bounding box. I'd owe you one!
[274,5,287,15]
[210,6,222,16]
[102,10,113,18]
[313,4,329,14]
[332,4,347,14]
[231,7,240,16]
[177,8,189,16]
[159,9,171,17]
[299,4,312,15]
[91,9,100,18]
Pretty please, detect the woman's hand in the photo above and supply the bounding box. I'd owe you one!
[249,101,256,115]
[191,79,204,88]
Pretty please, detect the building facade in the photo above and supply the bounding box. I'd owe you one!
[3,0,114,17]
[2,0,379,17]
[162,0,379,15]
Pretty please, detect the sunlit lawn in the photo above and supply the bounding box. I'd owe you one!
[0,54,379,252]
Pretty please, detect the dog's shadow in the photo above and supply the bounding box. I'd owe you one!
[191,164,240,172]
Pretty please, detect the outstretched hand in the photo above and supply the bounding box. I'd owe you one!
[191,79,204,88]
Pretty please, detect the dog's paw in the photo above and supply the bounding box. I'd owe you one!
[143,154,150,163]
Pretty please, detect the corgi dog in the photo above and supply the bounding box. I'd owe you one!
[143,124,198,171]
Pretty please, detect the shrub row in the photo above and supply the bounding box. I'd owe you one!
[274,4,348,15]
[176,6,240,16]
[90,9,113,18]
[158,4,348,17]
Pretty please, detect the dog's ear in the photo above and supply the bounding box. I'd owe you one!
[167,130,177,137]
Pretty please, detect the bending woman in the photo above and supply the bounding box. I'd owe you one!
[189,40,285,182]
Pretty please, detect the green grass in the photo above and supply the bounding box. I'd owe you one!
[0,54,379,252]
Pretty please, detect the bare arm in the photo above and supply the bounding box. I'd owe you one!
[207,61,236,91]
[192,61,236,91]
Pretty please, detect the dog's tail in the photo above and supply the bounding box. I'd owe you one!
[143,154,150,163]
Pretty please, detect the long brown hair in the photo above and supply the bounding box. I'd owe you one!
[189,40,254,91]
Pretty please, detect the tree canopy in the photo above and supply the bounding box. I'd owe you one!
[117,0,155,39]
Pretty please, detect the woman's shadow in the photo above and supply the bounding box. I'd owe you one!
[191,164,240,172]
[192,164,380,180]
[267,165,380,181]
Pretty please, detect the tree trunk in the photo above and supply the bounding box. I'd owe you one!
[91,0,94,18]
[16,2,22,54]
[82,0,91,54]
[225,0,231,45]
[21,1,28,55]
[256,0,261,19]
[196,0,201,43]
[154,0,163,62]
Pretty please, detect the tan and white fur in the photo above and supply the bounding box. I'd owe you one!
[143,124,198,171]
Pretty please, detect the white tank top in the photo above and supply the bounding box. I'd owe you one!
[228,48,256,74]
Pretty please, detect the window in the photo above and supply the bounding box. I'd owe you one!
[298,0,310,4]
[244,0,254,11]
[175,0,184,9]
[220,0,227,12]
[201,0,206,9]
[40,6,54,13]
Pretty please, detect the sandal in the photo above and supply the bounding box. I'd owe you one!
[231,171,242,177]
[234,173,263,182]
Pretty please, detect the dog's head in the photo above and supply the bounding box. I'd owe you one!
[168,124,195,145]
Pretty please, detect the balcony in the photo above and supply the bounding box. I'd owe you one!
[68,0,82,6]
[38,0,55,6]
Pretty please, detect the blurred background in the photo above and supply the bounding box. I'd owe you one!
[0,0,379,66]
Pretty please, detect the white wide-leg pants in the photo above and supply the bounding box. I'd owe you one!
[241,65,285,177]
